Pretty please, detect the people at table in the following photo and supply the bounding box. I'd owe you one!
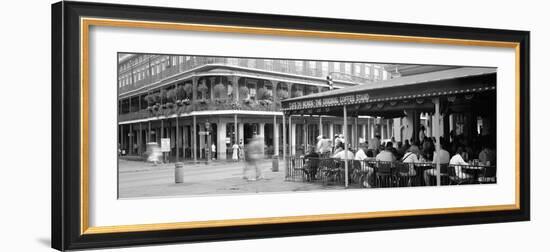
[303,145,320,181]
[291,131,496,188]
[400,145,420,176]
[354,142,368,161]
[423,143,451,186]
[332,142,354,160]
[357,146,376,188]
[376,142,396,162]
[450,146,473,179]
[478,141,496,166]
[316,135,332,157]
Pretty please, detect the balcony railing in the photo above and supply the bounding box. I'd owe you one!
[119,98,280,122]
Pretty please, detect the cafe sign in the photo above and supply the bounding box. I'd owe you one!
[286,92,370,110]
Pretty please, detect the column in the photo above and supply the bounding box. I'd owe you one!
[176,116,179,162]
[128,124,133,155]
[282,114,287,159]
[387,119,391,139]
[433,98,442,186]
[274,115,279,157]
[369,118,374,139]
[147,121,151,143]
[289,116,295,156]
[238,122,244,145]
[259,122,265,157]
[234,114,238,144]
[119,124,123,153]
[353,117,358,149]
[329,122,334,140]
[182,123,187,159]
[217,120,227,160]
[138,123,143,155]
[199,123,205,159]
[193,115,197,162]
[319,116,323,137]
[233,76,239,101]
[362,123,367,142]
[303,116,308,150]
[343,105,349,188]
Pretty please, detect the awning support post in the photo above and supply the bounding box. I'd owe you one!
[433,98,441,186]
[343,105,349,188]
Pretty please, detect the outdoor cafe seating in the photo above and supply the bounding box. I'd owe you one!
[286,157,496,188]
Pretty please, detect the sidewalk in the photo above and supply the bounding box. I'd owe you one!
[118,159,345,198]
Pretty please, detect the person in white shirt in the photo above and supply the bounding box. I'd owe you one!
[332,142,354,160]
[449,146,473,180]
[354,143,368,161]
[316,135,332,156]
[423,145,451,185]
[375,142,396,162]
[400,145,420,176]
[211,143,216,160]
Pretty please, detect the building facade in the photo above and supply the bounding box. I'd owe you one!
[117,54,395,161]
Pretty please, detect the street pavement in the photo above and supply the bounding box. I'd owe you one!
[119,159,344,198]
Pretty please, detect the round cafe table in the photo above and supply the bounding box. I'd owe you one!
[461,165,486,183]
[414,163,434,186]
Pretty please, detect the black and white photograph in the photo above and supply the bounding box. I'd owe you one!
[117,54,497,198]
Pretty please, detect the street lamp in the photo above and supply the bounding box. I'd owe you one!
[205,120,212,163]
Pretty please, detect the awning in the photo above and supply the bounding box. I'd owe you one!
[281,67,496,116]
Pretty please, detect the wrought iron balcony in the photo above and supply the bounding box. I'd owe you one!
[118,98,281,122]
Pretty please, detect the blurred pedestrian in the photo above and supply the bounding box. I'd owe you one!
[146,142,162,166]
[232,142,239,161]
[243,135,264,181]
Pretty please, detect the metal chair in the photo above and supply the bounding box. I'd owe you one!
[448,165,475,185]
[374,161,395,188]
[396,162,413,187]
[477,166,497,184]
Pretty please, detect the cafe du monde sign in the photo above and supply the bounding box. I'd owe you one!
[285,93,370,110]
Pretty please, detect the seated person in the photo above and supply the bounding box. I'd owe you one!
[400,145,421,176]
[376,142,396,162]
[478,145,496,166]
[332,142,354,160]
[356,148,376,188]
[303,145,319,181]
[449,146,473,180]
[354,143,368,161]
[423,144,451,186]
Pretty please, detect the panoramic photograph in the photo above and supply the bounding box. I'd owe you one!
[117,53,497,198]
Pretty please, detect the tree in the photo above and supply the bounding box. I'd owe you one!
[166,89,177,108]
[183,83,193,102]
[239,86,249,100]
[256,87,272,101]
[213,83,227,99]
[197,82,208,100]
[159,89,168,108]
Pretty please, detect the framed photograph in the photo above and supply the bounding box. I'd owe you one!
[51,1,530,250]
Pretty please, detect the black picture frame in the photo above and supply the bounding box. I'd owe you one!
[51,1,530,251]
